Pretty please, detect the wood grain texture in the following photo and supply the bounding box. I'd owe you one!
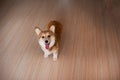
[0,0,120,80]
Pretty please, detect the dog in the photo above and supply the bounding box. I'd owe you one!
[34,20,62,61]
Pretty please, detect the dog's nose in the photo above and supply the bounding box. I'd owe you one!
[45,40,48,43]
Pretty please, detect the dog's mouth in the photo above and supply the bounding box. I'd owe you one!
[45,43,50,49]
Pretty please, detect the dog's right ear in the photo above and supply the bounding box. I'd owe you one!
[34,27,41,35]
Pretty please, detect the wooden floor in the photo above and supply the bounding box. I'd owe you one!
[0,0,120,80]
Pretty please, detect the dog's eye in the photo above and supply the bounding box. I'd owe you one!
[48,35,51,38]
[42,36,44,38]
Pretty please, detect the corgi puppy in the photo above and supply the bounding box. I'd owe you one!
[35,21,62,61]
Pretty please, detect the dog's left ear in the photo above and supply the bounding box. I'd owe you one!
[50,25,55,33]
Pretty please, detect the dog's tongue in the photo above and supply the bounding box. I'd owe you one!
[45,44,49,49]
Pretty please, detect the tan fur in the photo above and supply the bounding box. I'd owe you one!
[47,21,63,51]
[34,20,62,61]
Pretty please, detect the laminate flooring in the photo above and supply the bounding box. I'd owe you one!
[0,0,120,80]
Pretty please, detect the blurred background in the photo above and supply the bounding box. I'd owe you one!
[0,0,120,80]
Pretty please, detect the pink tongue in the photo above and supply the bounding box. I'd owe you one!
[45,44,49,49]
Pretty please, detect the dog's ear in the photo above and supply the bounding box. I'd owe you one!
[50,25,55,33]
[35,27,41,35]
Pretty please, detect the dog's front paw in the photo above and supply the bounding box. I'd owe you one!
[44,54,48,58]
[53,53,58,61]
[53,57,57,61]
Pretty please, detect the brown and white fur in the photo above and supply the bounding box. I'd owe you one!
[34,21,62,61]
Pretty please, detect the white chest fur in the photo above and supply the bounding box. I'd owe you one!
[38,41,58,61]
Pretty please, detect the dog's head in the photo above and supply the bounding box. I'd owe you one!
[35,25,55,49]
